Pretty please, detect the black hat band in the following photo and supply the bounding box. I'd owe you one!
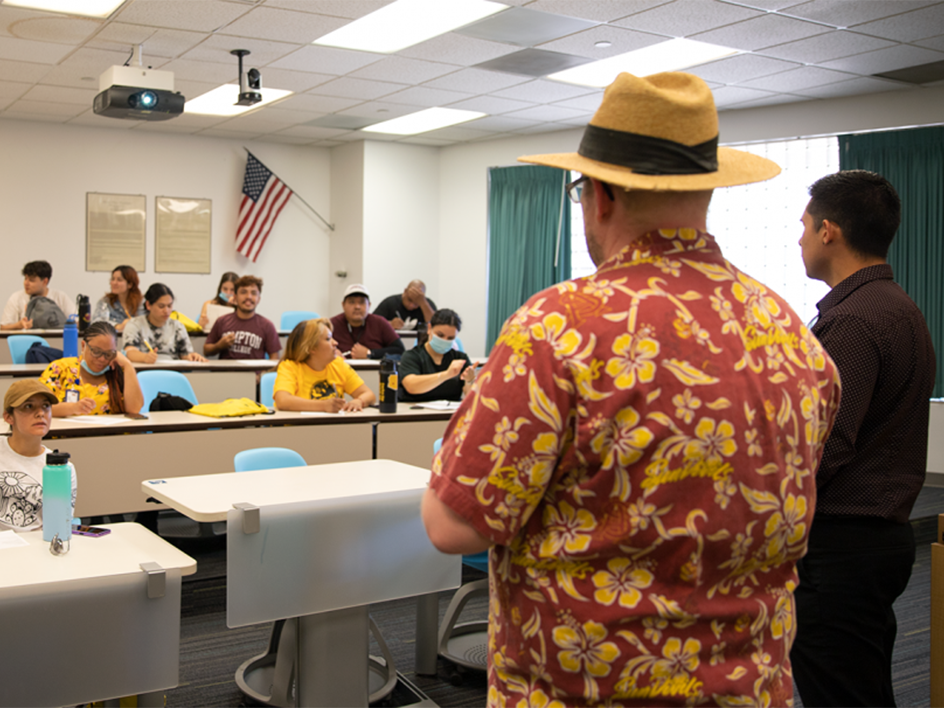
[578,123,719,175]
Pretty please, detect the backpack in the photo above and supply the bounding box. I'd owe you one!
[149,392,194,412]
[25,296,68,329]
[189,398,273,418]
[24,342,63,364]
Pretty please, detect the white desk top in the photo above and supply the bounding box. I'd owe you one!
[0,522,196,590]
[143,459,431,522]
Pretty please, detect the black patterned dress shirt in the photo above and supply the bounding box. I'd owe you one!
[812,264,936,523]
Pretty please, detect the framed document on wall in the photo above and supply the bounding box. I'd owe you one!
[155,196,212,274]
[86,193,146,272]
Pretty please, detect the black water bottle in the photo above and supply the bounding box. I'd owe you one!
[76,294,90,334]
[379,358,398,413]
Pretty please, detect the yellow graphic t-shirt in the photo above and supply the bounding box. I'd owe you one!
[273,358,364,406]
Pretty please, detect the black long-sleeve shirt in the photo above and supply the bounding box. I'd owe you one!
[812,264,935,523]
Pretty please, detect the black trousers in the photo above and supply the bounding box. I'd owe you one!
[792,515,915,707]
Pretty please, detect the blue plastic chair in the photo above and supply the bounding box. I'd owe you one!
[280,310,319,331]
[234,447,306,472]
[259,371,276,408]
[8,335,50,364]
[454,337,465,353]
[137,370,198,412]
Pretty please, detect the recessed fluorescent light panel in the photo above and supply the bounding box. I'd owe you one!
[313,0,508,54]
[361,107,485,135]
[185,85,293,117]
[2,0,126,17]
[549,39,740,88]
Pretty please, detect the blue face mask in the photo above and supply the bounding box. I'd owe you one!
[80,359,110,376]
[429,334,453,355]
[219,291,230,301]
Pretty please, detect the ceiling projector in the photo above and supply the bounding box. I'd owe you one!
[93,65,185,121]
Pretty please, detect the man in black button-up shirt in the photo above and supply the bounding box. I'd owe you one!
[792,170,936,707]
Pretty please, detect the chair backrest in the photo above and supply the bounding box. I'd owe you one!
[280,310,319,331]
[137,370,198,411]
[259,371,276,408]
[454,337,464,352]
[8,335,50,364]
[433,437,443,454]
[234,447,307,472]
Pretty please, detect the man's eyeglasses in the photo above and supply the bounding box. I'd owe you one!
[86,345,117,361]
[565,176,614,204]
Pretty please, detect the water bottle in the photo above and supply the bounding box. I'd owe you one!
[62,315,78,359]
[76,294,91,335]
[379,358,398,413]
[43,450,74,553]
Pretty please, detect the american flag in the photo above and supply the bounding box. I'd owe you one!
[235,152,293,262]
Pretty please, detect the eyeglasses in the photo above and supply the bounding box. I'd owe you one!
[86,345,117,361]
[564,176,614,204]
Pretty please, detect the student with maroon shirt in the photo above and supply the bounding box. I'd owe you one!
[204,275,280,360]
[329,284,404,360]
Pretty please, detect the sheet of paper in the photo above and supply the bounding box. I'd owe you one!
[0,530,30,549]
[412,400,460,411]
[68,415,129,425]
[205,303,235,331]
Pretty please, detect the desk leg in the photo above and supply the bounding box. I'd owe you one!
[298,606,370,707]
[415,593,440,676]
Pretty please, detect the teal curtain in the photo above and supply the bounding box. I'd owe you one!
[486,165,571,351]
[839,126,944,396]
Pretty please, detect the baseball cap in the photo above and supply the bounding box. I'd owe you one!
[4,379,57,410]
[343,284,371,301]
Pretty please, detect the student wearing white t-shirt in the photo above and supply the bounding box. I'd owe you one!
[0,379,76,532]
[0,260,74,330]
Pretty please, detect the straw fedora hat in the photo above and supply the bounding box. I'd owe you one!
[519,71,780,191]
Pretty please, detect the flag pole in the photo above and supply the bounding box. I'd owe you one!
[244,147,335,231]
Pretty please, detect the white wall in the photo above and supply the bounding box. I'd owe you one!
[0,118,332,325]
[329,141,365,310]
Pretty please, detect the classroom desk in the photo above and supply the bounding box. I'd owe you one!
[41,405,452,517]
[0,522,195,707]
[143,460,460,707]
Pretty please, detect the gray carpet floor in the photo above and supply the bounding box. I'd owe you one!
[164,485,944,706]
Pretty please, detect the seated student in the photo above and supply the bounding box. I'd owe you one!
[123,283,208,363]
[1,260,74,330]
[373,280,436,330]
[0,380,75,532]
[91,265,145,332]
[274,317,375,412]
[330,284,404,360]
[40,321,145,417]
[204,275,280,360]
[399,309,475,402]
[198,271,238,329]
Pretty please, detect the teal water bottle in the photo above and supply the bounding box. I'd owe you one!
[43,450,74,552]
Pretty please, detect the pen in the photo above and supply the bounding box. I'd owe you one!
[144,341,155,353]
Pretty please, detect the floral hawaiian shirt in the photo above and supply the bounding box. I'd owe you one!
[431,228,841,707]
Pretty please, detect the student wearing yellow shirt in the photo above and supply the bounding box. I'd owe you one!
[273,317,375,413]
[40,321,145,416]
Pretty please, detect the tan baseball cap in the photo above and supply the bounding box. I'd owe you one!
[4,379,57,410]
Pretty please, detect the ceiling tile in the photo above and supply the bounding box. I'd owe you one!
[263,1,394,19]
[36,47,141,89]
[398,136,455,146]
[473,48,591,77]
[268,45,383,74]
[415,125,489,141]
[445,94,535,114]
[794,75,910,97]
[220,7,348,44]
[850,3,944,42]
[612,0,763,37]
[916,35,944,51]
[249,106,321,125]
[278,92,363,113]
[173,79,219,100]
[215,112,308,132]
[4,98,85,117]
[736,66,857,91]
[456,7,598,47]
[398,33,518,65]
[0,35,73,64]
[420,68,530,94]
[67,108,139,128]
[523,0,675,23]
[252,67,334,93]
[21,84,97,104]
[710,85,782,106]
[348,56,457,84]
[277,124,350,139]
[316,139,345,147]
[257,133,315,145]
[148,111,229,129]
[502,103,592,122]
[757,30,896,63]
[821,43,944,75]
[308,76,401,100]
[0,110,67,123]
[687,53,801,84]
[491,78,597,102]
[158,57,237,83]
[515,121,575,134]
[722,0,804,9]
[0,60,48,83]
[720,91,810,109]
[132,120,202,134]
[196,128,264,140]
[537,25,666,58]
[337,101,421,119]
[0,79,31,99]
[779,0,939,27]
[551,92,604,111]
[114,0,251,32]
[382,85,474,108]
[2,14,101,44]
[88,25,207,59]
[460,114,543,131]
[691,13,831,50]
[182,35,299,66]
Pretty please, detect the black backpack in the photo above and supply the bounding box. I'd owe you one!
[149,392,194,412]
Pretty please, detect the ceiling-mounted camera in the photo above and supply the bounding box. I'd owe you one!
[232,49,262,106]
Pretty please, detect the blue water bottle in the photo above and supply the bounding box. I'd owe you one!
[63,315,78,359]
[43,450,74,553]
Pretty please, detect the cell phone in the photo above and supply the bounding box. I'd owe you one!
[125,412,148,420]
[72,524,111,537]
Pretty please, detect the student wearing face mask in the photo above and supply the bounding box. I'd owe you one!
[39,321,145,416]
[398,309,475,403]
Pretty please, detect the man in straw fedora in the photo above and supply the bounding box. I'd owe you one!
[422,71,840,706]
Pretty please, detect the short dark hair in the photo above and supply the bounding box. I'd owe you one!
[22,261,52,281]
[144,282,175,306]
[807,170,901,259]
[430,309,462,331]
[235,275,263,293]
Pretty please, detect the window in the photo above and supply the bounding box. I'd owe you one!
[569,136,839,323]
